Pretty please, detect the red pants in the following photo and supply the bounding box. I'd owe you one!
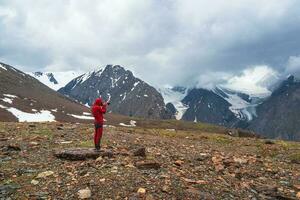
[94,123,103,147]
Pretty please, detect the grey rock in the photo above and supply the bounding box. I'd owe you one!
[54,148,114,160]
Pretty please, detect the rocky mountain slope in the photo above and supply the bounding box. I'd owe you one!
[248,76,300,141]
[0,62,91,122]
[181,88,239,127]
[0,122,299,199]
[59,65,174,119]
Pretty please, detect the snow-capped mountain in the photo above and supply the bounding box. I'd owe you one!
[0,62,91,122]
[59,65,174,119]
[28,71,82,90]
[157,86,189,120]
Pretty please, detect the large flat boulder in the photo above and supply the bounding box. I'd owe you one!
[54,148,113,161]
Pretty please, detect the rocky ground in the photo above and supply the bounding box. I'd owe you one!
[0,122,300,199]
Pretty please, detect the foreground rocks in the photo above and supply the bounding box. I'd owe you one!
[1,122,300,199]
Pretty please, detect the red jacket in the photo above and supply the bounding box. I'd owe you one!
[92,98,107,124]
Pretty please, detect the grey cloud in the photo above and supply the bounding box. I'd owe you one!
[0,0,300,87]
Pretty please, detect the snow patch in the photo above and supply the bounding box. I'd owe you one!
[194,116,198,123]
[0,64,7,71]
[67,114,94,120]
[1,98,13,104]
[0,105,55,122]
[119,120,137,127]
[1,94,18,104]
[3,94,17,98]
[130,81,140,92]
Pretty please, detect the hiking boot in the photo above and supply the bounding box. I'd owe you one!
[95,145,101,152]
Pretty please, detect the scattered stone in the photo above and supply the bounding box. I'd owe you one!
[133,147,146,157]
[29,192,49,200]
[31,180,39,185]
[0,156,12,163]
[253,184,278,196]
[212,156,225,172]
[37,171,54,178]
[17,169,36,175]
[57,127,64,130]
[196,153,210,161]
[101,150,114,158]
[199,192,215,200]
[174,160,184,166]
[186,187,200,195]
[137,188,146,195]
[125,164,135,168]
[264,140,275,145]
[111,166,118,173]
[182,177,207,185]
[233,157,248,164]
[162,185,170,193]
[78,188,91,199]
[294,185,300,190]
[100,178,106,182]
[29,141,39,146]
[0,184,21,198]
[96,156,103,162]
[0,137,9,141]
[60,141,72,144]
[145,194,155,200]
[118,148,130,156]
[6,144,21,151]
[135,161,161,170]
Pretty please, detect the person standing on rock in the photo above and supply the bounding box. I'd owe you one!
[91,98,109,151]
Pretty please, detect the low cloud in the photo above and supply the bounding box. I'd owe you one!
[286,55,300,76]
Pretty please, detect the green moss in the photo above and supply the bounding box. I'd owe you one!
[276,141,300,150]
[289,153,300,163]
[208,135,233,144]
[79,140,94,147]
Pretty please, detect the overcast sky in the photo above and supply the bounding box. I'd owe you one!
[1,0,300,88]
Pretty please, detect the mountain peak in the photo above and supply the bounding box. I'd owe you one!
[59,65,174,119]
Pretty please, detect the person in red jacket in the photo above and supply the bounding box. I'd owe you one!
[91,98,109,151]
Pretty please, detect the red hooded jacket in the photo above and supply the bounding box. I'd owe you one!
[92,98,107,124]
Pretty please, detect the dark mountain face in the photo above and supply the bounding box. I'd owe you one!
[181,88,238,127]
[59,65,174,119]
[248,76,300,141]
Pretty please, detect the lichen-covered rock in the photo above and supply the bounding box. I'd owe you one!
[54,148,102,160]
[135,161,161,170]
